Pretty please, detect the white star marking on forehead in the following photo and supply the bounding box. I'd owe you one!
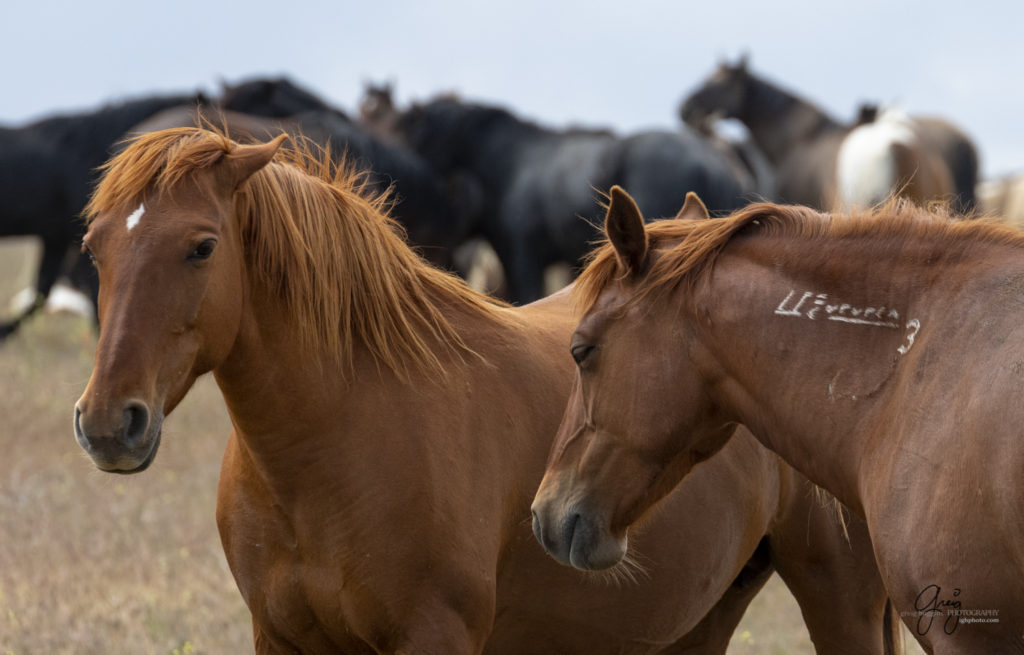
[126,203,146,231]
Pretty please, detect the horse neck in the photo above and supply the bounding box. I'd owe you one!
[450,108,546,191]
[738,76,844,166]
[690,232,952,513]
[210,279,434,503]
[211,263,563,519]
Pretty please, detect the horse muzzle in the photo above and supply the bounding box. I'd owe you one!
[531,497,627,571]
[74,399,164,474]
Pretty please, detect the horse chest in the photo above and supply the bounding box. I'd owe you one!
[220,488,382,652]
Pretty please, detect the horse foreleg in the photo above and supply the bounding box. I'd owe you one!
[392,603,490,655]
[493,236,549,305]
[658,538,774,654]
[0,238,71,338]
[770,485,891,654]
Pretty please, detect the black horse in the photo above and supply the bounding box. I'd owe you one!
[0,92,207,339]
[127,102,478,268]
[369,94,755,303]
[220,76,335,118]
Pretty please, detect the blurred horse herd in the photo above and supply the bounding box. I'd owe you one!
[1,55,1020,333]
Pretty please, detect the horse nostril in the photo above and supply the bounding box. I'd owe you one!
[562,512,581,549]
[122,401,150,446]
[74,406,84,439]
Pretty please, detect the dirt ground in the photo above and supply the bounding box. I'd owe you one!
[0,238,923,653]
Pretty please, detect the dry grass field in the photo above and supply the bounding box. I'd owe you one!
[0,238,922,654]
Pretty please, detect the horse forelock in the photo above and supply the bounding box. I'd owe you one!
[85,127,234,220]
[574,199,1024,315]
[87,127,510,381]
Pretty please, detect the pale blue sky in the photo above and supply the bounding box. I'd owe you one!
[3,0,1020,176]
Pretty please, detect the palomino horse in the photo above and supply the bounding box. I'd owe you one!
[532,186,1024,653]
[980,172,1024,229]
[680,56,978,213]
[74,127,890,653]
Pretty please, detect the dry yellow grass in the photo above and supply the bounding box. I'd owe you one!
[0,240,251,654]
[0,239,923,654]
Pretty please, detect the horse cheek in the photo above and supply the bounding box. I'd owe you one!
[194,264,244,373]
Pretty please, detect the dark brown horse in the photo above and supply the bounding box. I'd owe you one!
[680,57,978,213]
[74,127,890,653]
[532,186,1024,653]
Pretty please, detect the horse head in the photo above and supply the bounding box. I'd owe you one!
[358,81,399,131]
[679,55,752,130]
[531,187,734,570]
[74,131,284,473]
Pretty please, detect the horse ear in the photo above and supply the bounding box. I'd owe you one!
[676,192,710,221]
[605,186,648,275]
[736,52,750,71]
[221,134,287,190]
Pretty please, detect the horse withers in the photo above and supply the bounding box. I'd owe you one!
[532,186,1024,653]
[74,128,891,653]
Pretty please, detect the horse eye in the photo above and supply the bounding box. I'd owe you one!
[82,243,97,266]
[188,239,217,262]
[571,343,595,365]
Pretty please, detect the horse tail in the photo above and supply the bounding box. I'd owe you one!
[947,138,980,214]
[883,597,903,655]
[836,121,908,209]
[889,140,922,203]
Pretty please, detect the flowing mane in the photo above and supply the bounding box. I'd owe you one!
[86,127,511,379]
[574,200,1024,312]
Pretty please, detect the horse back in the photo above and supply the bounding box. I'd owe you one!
[0,127,70,237]
[776,130,847,208]
[616,129,748,217]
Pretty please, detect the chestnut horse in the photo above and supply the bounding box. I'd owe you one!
[74,127,889,653]
[532,186,1024,653]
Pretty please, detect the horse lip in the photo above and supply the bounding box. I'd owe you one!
[89,426,162,475]
[566,510,625,571]
[560,511,582,559]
